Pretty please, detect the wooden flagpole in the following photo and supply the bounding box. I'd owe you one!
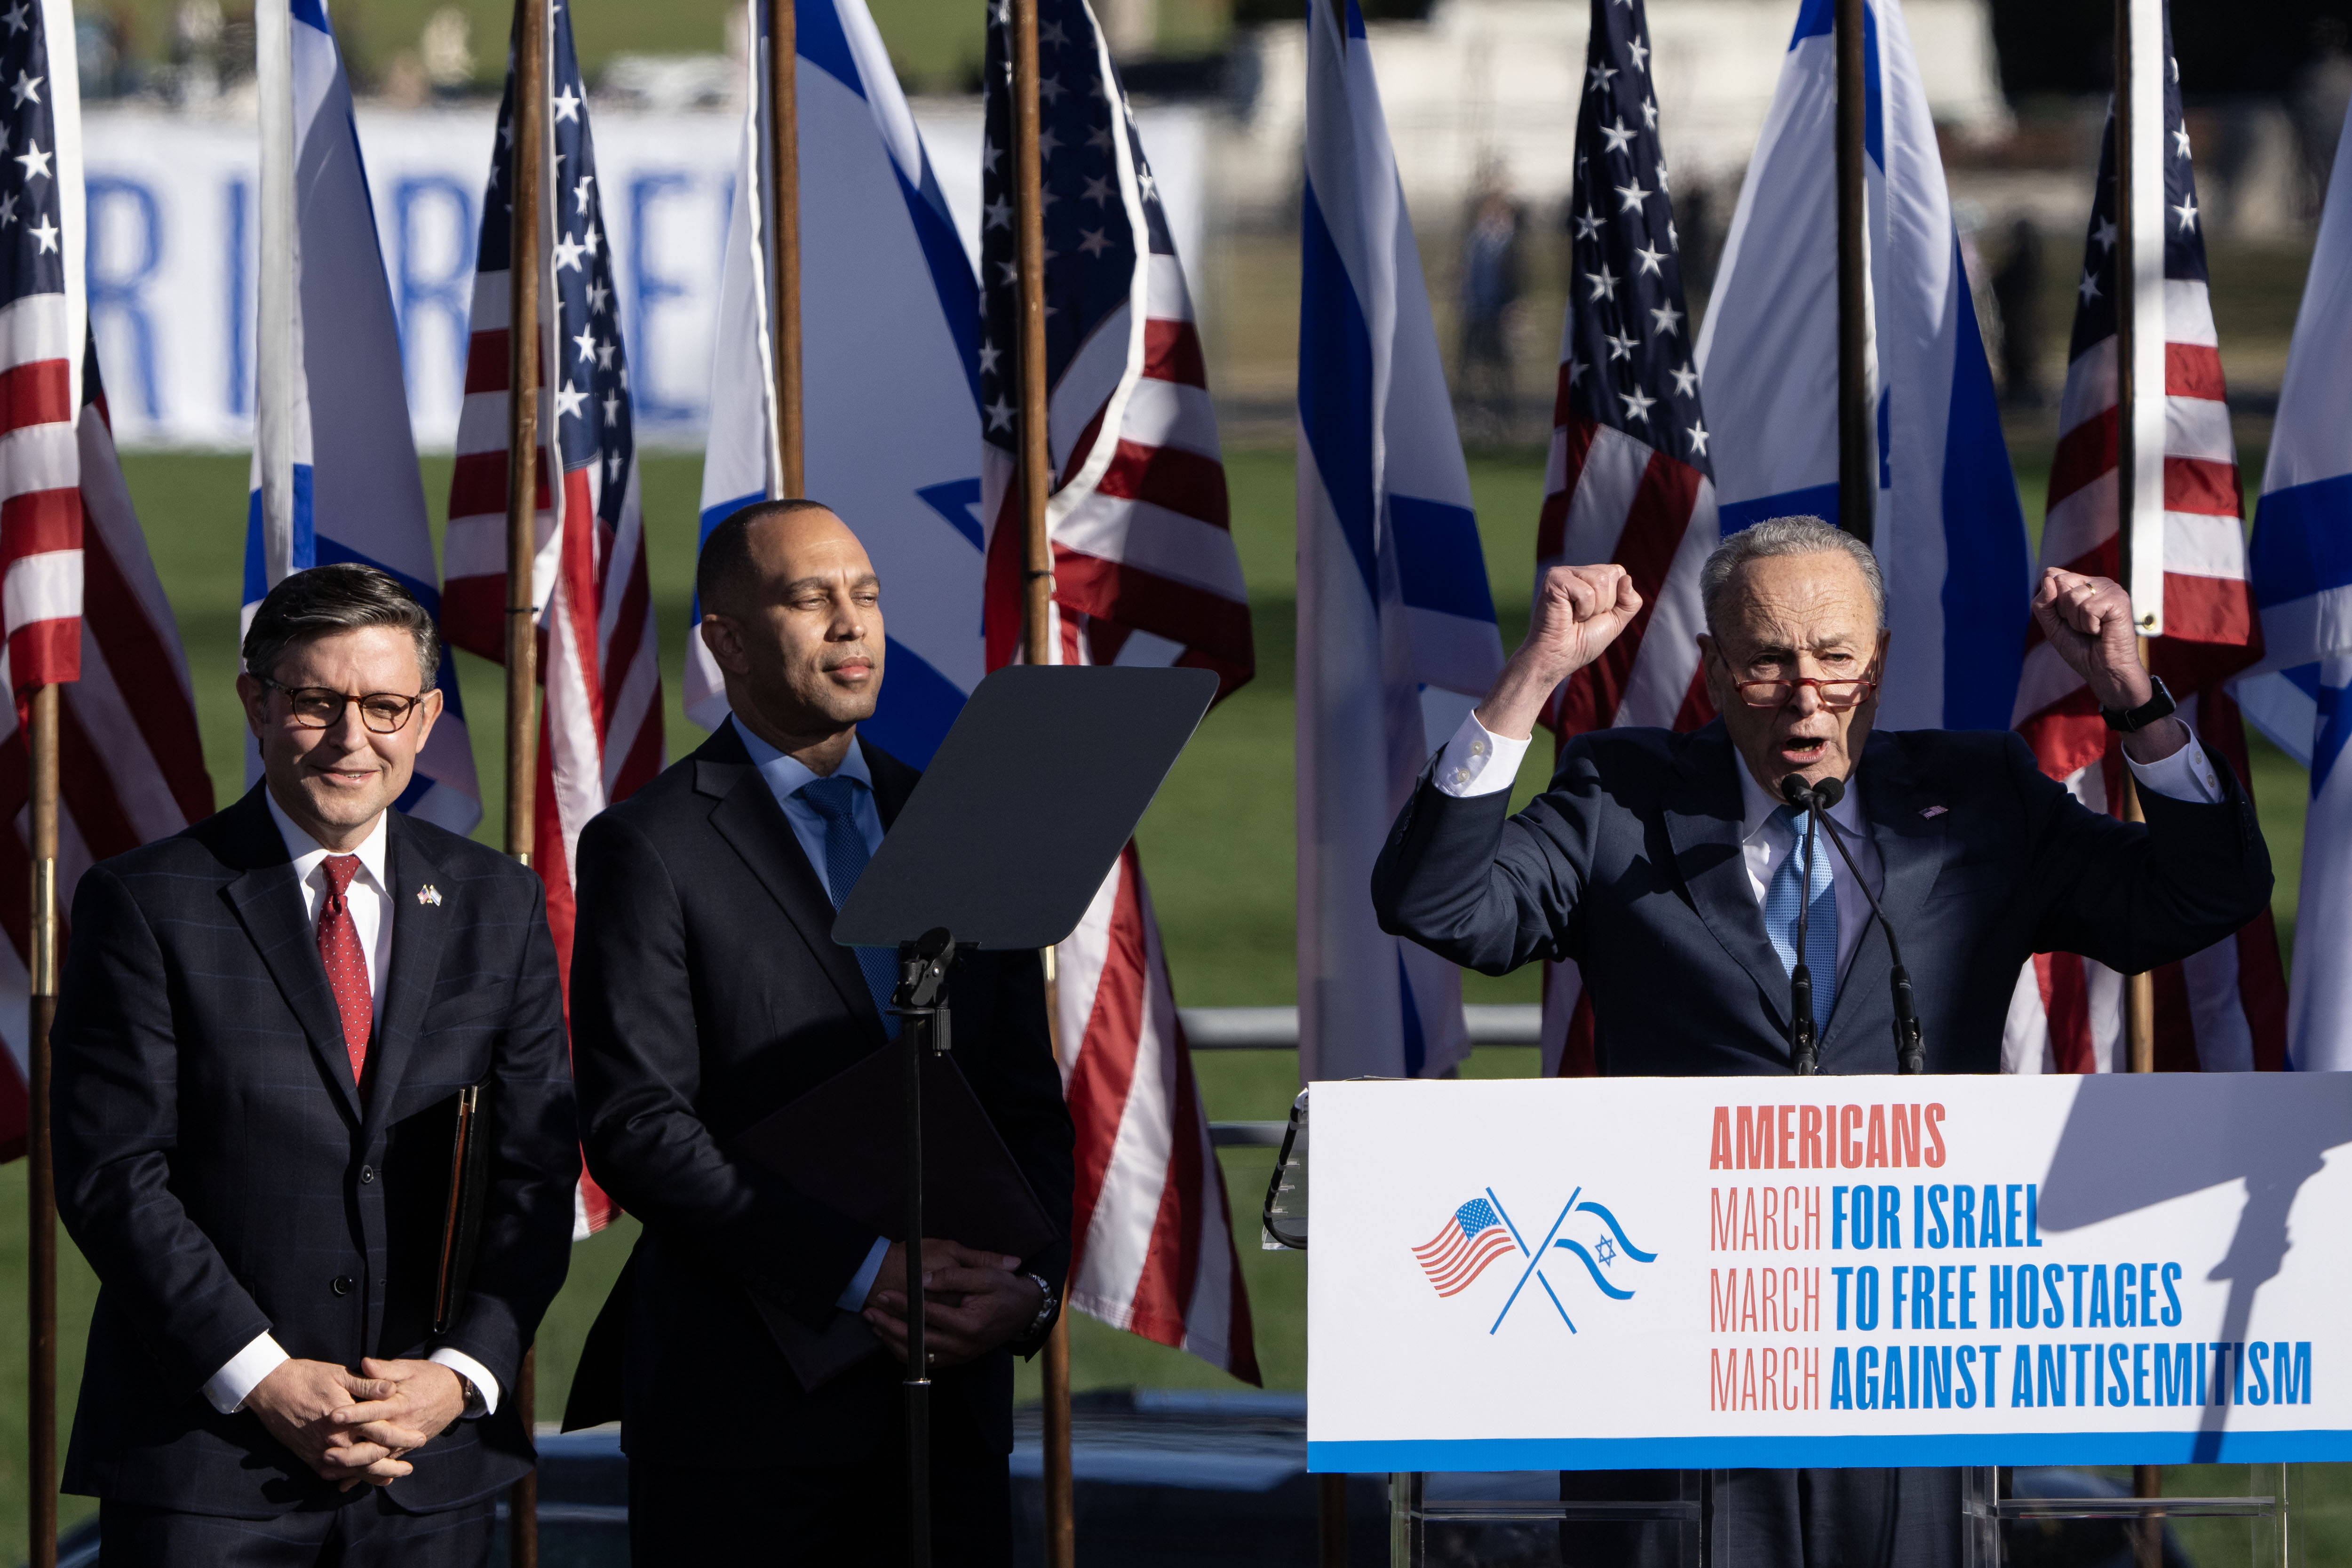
[768,0,804,497]
[27,683,57,1568]
[1834,0,1869,542]
[1008,0,1072,1561]
[504,0,549,1561]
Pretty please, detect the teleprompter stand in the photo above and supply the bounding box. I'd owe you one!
[834,664,1220,1567]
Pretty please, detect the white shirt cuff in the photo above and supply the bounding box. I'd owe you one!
[429,1348,501,1418]
[1433,713,1529,799]
[205,1332,289,1415]
[2126,733,2223,805]
[837,1235,891,1312]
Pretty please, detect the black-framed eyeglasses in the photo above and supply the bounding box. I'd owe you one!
[257,678,428,734]
[1732,673,1879,711]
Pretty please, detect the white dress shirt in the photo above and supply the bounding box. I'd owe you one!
[1430,712,2229,988]
[204,795,500,1419]
[732,717,894,1312]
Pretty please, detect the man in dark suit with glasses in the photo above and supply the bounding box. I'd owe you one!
[1373,515,2274,1568]
[52,563,578,1566]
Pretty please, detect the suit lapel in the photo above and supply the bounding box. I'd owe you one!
[1660,724,1795,1039]
[362,815,450,1132]
[1820,733,1950,1062]
[699,729,887,1035]
[217,789,365,1123]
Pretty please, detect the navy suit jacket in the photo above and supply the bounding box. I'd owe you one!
[1371,720,2274,1075]
[52,786,579,1516]
[565,723,1075,1468]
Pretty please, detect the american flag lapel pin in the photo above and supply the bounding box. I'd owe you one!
[1920,805,1948,820]
[418,884,443,907]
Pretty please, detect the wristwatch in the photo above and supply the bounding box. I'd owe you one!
[2100,676,2177,733]
[1023,1272,1059,1340]
[452,1370,486,1419]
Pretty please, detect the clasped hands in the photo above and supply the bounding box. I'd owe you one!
[244,1356,469,1490]
[861,1238,1044,1369]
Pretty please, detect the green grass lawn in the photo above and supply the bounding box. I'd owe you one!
[0,443,2326,1552]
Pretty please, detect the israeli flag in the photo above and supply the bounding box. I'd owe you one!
[2238,103,2352,1069]
[244,0,477,831]
[1694,0,2028,731]
[1296,0,1504,1082]
[687,0,982,766]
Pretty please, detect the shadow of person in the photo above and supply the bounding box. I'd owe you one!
[2034,1075,2352,1460]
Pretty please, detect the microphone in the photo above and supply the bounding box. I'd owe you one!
[1776,774,1823,1076]
[1803,776,1928,1076]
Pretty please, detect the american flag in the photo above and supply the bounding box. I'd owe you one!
[1539,0,1718,1078]
[1414,1197,1517,1297]
[2005,11,2285,1074]
[0,4,215,1157]
[441,6,662,1232]
[978,0,1257,1382]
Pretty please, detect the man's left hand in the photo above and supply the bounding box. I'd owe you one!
[327,1359,469,1457]
[2029,566,2188,762]
[864,1263,1044,1369]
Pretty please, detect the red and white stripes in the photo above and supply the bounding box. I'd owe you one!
[0,347,214,1158]
[0,294,84,710]
[1054,844,1260,1382]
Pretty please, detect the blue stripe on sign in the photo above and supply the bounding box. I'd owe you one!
[1391,494,1496,626]
[863,637,969,769]
[1938,249,2031,730]
[1718,483,1840,538]
[796,0,866,98]
[2252,472,2352,608]
[1298,183,1380,601]
[1308,1431,2352,1473]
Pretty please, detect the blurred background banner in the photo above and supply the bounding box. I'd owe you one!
[75,101,1207,452]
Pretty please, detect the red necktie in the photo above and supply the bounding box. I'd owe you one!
[317,854,372,1086]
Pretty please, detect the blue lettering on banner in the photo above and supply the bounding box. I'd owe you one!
[2140,1262,2158,1329]
[2044,1264,2067,1329]
[87,175,164,420]
[2006,1185,2024,1247]
[1953,1183,1976,1247]
[1833,1266,1853,1330]
[2027,1183,2042,1246]
[2116,1264,2136,1328]
[2040,1344,2068,1408]
[226,177,250,417]
[1883,1345,1906,1409]
[1980,1184,2002,1247]
[1912,1267,1933,1332]
[2070,1264,2088,1326]
[1959,1266,1977,1330]
[1914,1185,1925,1251]
[1927,1185,1948,1249]
[1991,1264,2014,1329]
[1833,1186,1849,1249]
[2277,1343,2311,1405]
[627,172,699,423]
[2161,1264,2183,1327]
[2251,1343,2272,1406]
[1956,1345,1977,1408]
[1859,1345,1879,1409]
[1831,1347,1853,1409]
[2072,1343,2093,1406]
[1855,1267,1879,1331]
[1980,1345,2002,1409]
[1923,1345,1953,1409]
[2134,1343,2152,1408]
[1891,1266,1907,1329]
[2110,1344,2130,1407]
[391,175,477,397]
[2156,1343,2193,1406]
[1879,1186,1902,1250]
[2090,1266,2112,1328]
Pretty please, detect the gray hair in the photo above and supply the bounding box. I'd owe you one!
[1699,516,1887,638]
[242,562,441,690]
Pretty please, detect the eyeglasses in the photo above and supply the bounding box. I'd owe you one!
[1732,674,1879,711]
[258,678,428,734]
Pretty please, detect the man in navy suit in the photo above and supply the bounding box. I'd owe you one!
[1373,517,2273,1565]
[567,501,1073,1567]
[53,564,578,1566]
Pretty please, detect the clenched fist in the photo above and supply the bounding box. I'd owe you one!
[1475,564,1643,740]
[2028,567,2186,763]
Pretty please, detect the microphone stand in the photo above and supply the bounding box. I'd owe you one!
[1805,779,1928,1076]
[1779,775,1822,1076]
[890,928,957,1568]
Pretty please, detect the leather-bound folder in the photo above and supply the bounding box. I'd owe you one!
[433,1081,492,1335]
[731,1043,1063,1392]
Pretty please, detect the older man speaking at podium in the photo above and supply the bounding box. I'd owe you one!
[1371,517,2273,1562]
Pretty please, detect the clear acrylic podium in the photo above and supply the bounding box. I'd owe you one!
[1265,1089,2312,1568]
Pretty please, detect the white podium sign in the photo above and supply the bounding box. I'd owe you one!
[1306,1074,2352,1472]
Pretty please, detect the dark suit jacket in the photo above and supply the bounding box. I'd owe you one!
[52,786,580,1516]
[565,722,1075,1468]
[1372,721,2274,1075]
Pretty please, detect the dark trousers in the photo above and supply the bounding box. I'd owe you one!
[98,1493,496,1568]
[1559,1468,1960,1568]
[627,1421,1011,1568]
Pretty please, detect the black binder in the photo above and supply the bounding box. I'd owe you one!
[432,1082,492,1335]
[729,1043,1064,1390]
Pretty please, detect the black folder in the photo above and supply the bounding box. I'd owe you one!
[433,1082,492,1335]
[731,1043,1064,1391]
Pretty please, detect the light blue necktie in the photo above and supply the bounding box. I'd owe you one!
[1764,803,1838,1037]
[795,776,901,1038]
